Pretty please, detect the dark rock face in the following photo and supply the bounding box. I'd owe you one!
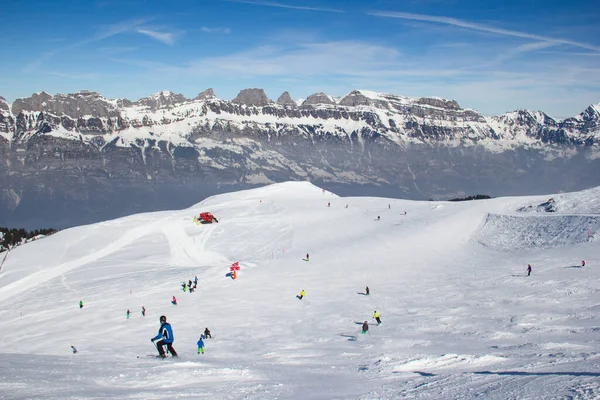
[0,88,598,229]
[232,88,272,106]
[277,91,296,106]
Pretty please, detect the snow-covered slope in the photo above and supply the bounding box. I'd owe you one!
[1,182,599,399]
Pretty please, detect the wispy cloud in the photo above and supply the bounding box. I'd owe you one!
[223,0,344,13]
[201,27,232,34]
[495,41,558,62]
[368,11,600,53]
[136,29,177,45]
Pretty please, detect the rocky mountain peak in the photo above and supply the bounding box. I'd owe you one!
[276,91,296,106]
[195,88,217,101]
[301,92,337,107]
[136,91,188,110]
[0,96,9,112]
[339,90,373,107]
[415,97,461,110]
[232,88,272,106]
[11,91,119,118]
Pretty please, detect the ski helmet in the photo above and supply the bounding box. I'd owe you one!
[160,315,167,323]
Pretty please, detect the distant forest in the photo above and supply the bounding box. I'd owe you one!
[0,227,58,251]
[448,194,492,202]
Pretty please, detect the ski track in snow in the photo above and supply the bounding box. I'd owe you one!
[0,181,599,399]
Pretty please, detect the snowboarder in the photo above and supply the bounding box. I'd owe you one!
[373,311,381,324]
[298,289,305,300]
[361,321,369,334]
[365,286,370,295]
[197,337,205,354]
[142,306,146,316]
[527,264,532,276]
[306,253,310,262]
[151,315,178,358]
[172,296,177,306]
[126,309,131,319]
[79,300,83,309]
[582,260,586,267]
[71,345,78,354]
[204,327,212,339]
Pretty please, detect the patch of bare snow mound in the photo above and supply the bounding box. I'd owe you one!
[517,186,600,215]
[474,214,600,250]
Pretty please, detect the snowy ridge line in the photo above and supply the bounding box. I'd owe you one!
[1,89,599,151]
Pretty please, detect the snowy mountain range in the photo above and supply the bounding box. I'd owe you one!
[1,88,599,228]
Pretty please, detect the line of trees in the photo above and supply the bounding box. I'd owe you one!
[0,227,58,251]
[448,194,492,202]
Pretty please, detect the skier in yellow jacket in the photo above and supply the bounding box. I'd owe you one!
[373,311,381,324]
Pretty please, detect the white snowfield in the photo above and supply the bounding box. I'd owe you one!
[0,181,599,399]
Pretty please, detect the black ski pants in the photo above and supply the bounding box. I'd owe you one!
[156,340,178,357]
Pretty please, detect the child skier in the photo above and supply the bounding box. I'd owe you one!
[362,321,369,334]
[197,337,205,354]
[527,264,532,277]
[373,311,381,324]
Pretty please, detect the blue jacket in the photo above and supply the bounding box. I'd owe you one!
[153,322,174,343]
[197,338,204,348]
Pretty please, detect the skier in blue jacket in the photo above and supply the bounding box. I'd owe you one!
[151,315,178,358]
[197,337,205,354]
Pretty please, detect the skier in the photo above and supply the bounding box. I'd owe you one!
[527,264,532,277]
[233,270,237,280]
[188,279,193,288]
[361,321,369,334]
[298,289,305,300]
[373,311,381,324]
[376,216,380,221]
[327,202,330,207]
[388,204,390,209]
[204,327,212,339]
[126,309,131,319]
[365,286,370,295]
[172,296,177,306]
[142,306,146,316]
[582,260,586,267]
[194,276,198,286]
[306,253,310,262]
[197,337,205,354]
[182,282,187,292]
[345,204,348,208]
[79,300,83,309]
[71,345,78,354]
[151,315,178,358]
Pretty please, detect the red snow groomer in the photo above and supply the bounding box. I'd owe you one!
[198,212,219,224]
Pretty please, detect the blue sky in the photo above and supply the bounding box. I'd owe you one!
[1,0,599,117]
